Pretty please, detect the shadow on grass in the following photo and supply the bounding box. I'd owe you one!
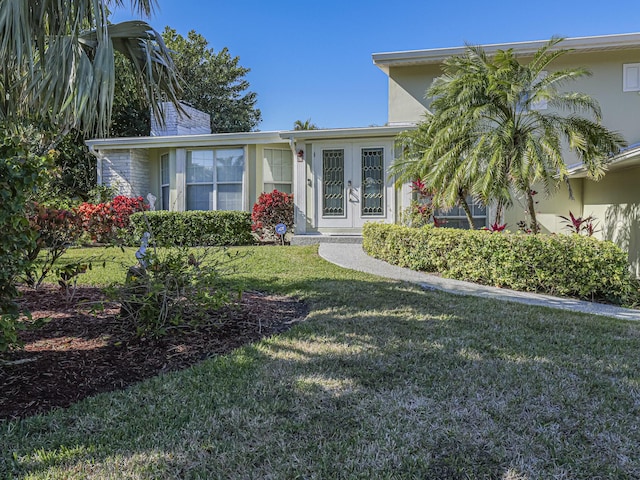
[2,272,640,478]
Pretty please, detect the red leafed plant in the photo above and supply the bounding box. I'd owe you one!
[410,178,431,198]
[559,211,600,236]
[252,190,294,241]
[433,216,447,228]
[483,222,507,233]
[78,195,147,243]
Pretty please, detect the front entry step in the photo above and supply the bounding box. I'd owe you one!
[291,235,363,245]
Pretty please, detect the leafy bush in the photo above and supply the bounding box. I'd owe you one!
[252,190,294,241]
[108,246,239,338]
[0,124,53,351]
[363,223,635,305]
[78,195,147,243]
[23,203,84,289]
[130,210,254,247]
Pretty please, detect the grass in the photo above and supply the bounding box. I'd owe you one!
[2,245,640,478]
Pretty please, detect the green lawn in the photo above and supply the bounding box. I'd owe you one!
[2,245,640,478]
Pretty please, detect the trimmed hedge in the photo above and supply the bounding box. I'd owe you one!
[363,223,635,305]
[130,210,254,247]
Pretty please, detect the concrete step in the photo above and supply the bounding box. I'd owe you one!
[291,234,363,245]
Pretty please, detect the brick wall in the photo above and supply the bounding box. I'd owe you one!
[100,148,150,197]
[100,149,132,196]
[150,102,211,136]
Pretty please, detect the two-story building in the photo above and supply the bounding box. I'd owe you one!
[87,32,640,272]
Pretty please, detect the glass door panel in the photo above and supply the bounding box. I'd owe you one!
[361,148,384,216]
[322,149,345,216]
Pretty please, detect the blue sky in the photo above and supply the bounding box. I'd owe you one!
[112,0,640,131]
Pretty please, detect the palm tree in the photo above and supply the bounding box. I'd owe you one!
[293,118,318,130]
[394,114,478,229]
[0,0,181,139]
[392,37,626,233]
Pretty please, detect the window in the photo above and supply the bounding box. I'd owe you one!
[263,148,293,193]
[160,153,170,210]
[434,197,487,229]
[623,63,640,92]
[215,149,244,210]
[186,148,244,211]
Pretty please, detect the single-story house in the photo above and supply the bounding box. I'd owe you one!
[87,32,640,274]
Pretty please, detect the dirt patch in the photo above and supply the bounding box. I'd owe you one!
[0,285,308,421]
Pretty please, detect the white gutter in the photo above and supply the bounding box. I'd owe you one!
[567,144,640,178]
[85,131,287,150]
[279,125,415,141]
[86,126,417,151]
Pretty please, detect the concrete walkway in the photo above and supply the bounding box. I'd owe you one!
[318,243,640,321]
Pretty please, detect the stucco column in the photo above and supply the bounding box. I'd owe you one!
[293,145,307,234]
[175,148,186,211]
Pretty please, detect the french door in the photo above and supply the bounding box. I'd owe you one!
[314,142,392,229]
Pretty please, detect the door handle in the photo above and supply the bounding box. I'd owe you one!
[347,181,359,202]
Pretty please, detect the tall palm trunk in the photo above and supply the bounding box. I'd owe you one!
[526,191,539,234]
[458,191,475,229]
[493,199,504,225]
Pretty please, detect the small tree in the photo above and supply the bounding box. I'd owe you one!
[392,37,626,233]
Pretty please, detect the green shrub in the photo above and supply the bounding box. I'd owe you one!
[107,246,239,338]
[130,210,254,247]
[363,223,635,305]
[0,124,53,351]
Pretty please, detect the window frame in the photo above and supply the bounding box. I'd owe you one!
[623,63,640,92]
[185,148,245,211]
[431,195,487,229]
[262,148,293,194]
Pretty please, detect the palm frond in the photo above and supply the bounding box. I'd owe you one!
[0,0,180,136]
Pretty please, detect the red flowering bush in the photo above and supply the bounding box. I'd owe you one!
[251,190,294,241]
[78,195,147,243]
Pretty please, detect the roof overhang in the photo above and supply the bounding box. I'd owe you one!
[568,144,640,178]
[86,125,418,152]
[279,124,416,142]
[372,32,640,74]
[86,131,287,150]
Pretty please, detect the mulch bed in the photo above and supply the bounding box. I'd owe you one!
[0,285,308,421]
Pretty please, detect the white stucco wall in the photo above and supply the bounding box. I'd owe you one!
[386,49,640,148]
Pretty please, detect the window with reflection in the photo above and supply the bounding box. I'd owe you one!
[186,148,244,210]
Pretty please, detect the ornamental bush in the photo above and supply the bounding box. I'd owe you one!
[0,124,53,351]
[252,190,294,241]
[78,195,147,243]
[363,223,636,305]
[109,247,235,338]
[24,202,84,289]
[130,210,254,247]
